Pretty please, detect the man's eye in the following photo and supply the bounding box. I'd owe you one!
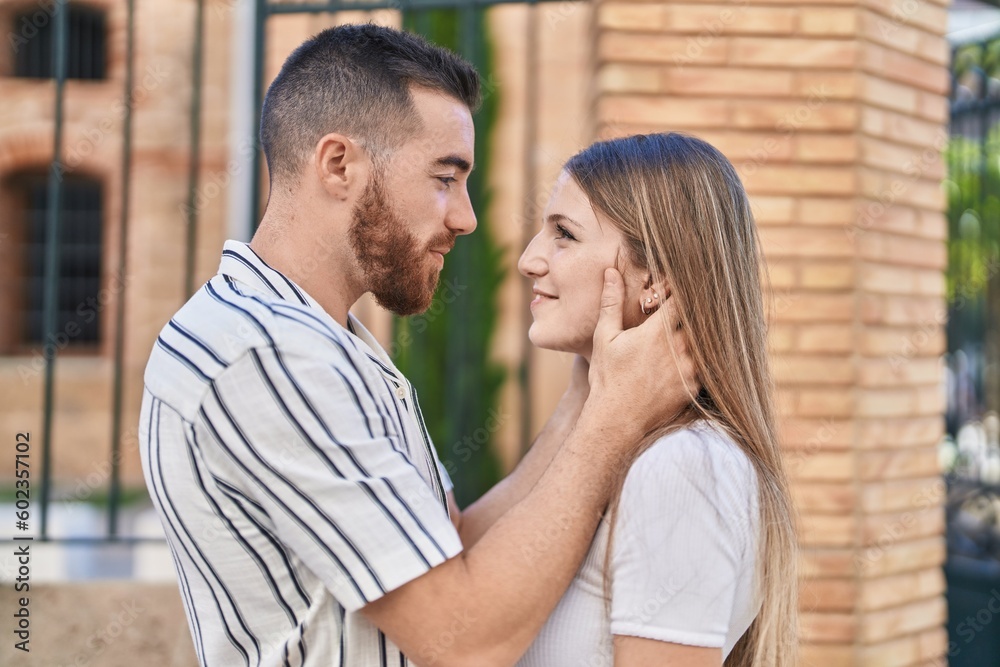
[437,176,457,187]
[555,224,576,241]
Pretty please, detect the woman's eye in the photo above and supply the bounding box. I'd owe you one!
[555,224,576,241]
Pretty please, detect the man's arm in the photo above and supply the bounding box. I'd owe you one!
[361,270,698,666]
[364,404,638,667]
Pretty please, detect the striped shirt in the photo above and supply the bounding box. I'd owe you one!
[139,240,463,667]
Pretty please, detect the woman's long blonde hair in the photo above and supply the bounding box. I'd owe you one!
[565,133,798,666]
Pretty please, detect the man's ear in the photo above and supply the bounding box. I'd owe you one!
[313,133,369,200]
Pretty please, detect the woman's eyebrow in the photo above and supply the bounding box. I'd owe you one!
[546,213,582,230]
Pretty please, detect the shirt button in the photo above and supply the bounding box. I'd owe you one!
[395,386,406,400]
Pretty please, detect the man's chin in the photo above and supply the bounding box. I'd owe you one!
[373,291,435,317]
[369,268,439,317]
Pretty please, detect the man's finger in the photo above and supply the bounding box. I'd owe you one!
[595,268,625,343]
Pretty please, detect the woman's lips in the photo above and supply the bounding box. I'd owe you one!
[530,292,557,309]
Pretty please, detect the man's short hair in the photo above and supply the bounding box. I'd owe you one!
[260,23,481,182]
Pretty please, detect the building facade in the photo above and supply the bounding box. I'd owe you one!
[0,0,950,663]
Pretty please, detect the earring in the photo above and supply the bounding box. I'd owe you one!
[641,292,660,315]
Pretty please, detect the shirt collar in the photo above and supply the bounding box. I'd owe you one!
[217,240,406,382]
[218,240,321,309]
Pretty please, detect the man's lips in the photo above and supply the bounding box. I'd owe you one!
[429,246,452,267]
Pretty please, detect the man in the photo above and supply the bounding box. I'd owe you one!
[139,24,696,666]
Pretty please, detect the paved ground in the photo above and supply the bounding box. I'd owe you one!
[0,582,196,666]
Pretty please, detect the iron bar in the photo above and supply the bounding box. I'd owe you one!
[39,0,69,541]
[183,0,207,297]
[265,0,568,14]
[250,0,268,230]
[107,0,137,539]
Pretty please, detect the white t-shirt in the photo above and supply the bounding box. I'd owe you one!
[517,421,761,666]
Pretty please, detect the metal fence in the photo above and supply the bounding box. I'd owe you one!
[946,33,1000,440]
[13,0,139,545]
[4,0,572,552]
[926,33,1000,667]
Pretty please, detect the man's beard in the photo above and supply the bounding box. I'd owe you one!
[348,174,453,316]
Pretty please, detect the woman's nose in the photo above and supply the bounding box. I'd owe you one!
[518,234,547,278]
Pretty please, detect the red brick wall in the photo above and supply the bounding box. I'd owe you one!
[594,1,950,664]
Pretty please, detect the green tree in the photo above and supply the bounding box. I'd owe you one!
[394,10,506,507]
[945,125,1000,351]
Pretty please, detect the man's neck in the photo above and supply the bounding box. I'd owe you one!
[249,213,361,329]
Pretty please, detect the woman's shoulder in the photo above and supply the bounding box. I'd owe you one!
[618,421,759,531]
[608,423,763,648]
[627,421,756,487]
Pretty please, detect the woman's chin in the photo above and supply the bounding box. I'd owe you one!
[527,325,585,354]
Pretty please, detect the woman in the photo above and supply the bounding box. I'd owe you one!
[515,133,797,666]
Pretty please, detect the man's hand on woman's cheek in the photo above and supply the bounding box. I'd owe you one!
[586,268,700,436]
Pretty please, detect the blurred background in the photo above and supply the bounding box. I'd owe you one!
[0,0,996,664]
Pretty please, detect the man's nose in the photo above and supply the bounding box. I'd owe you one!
[447,188,477,236]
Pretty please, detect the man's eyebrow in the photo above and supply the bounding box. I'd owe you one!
[434,155,474,173]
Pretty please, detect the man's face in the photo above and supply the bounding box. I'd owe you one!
[349,87,476,316]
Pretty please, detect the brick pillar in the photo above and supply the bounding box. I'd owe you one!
[593,1,950,665]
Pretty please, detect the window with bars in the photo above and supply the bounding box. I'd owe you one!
[0,172,103,354]
[11,4,107,80]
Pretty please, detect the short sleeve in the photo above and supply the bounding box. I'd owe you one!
[438,460,455,493]
[609,425,758,648]
[197,346,463,612]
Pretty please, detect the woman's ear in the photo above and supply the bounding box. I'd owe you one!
[639,274,670,314]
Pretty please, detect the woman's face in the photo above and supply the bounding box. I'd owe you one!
[517,171,646,360]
